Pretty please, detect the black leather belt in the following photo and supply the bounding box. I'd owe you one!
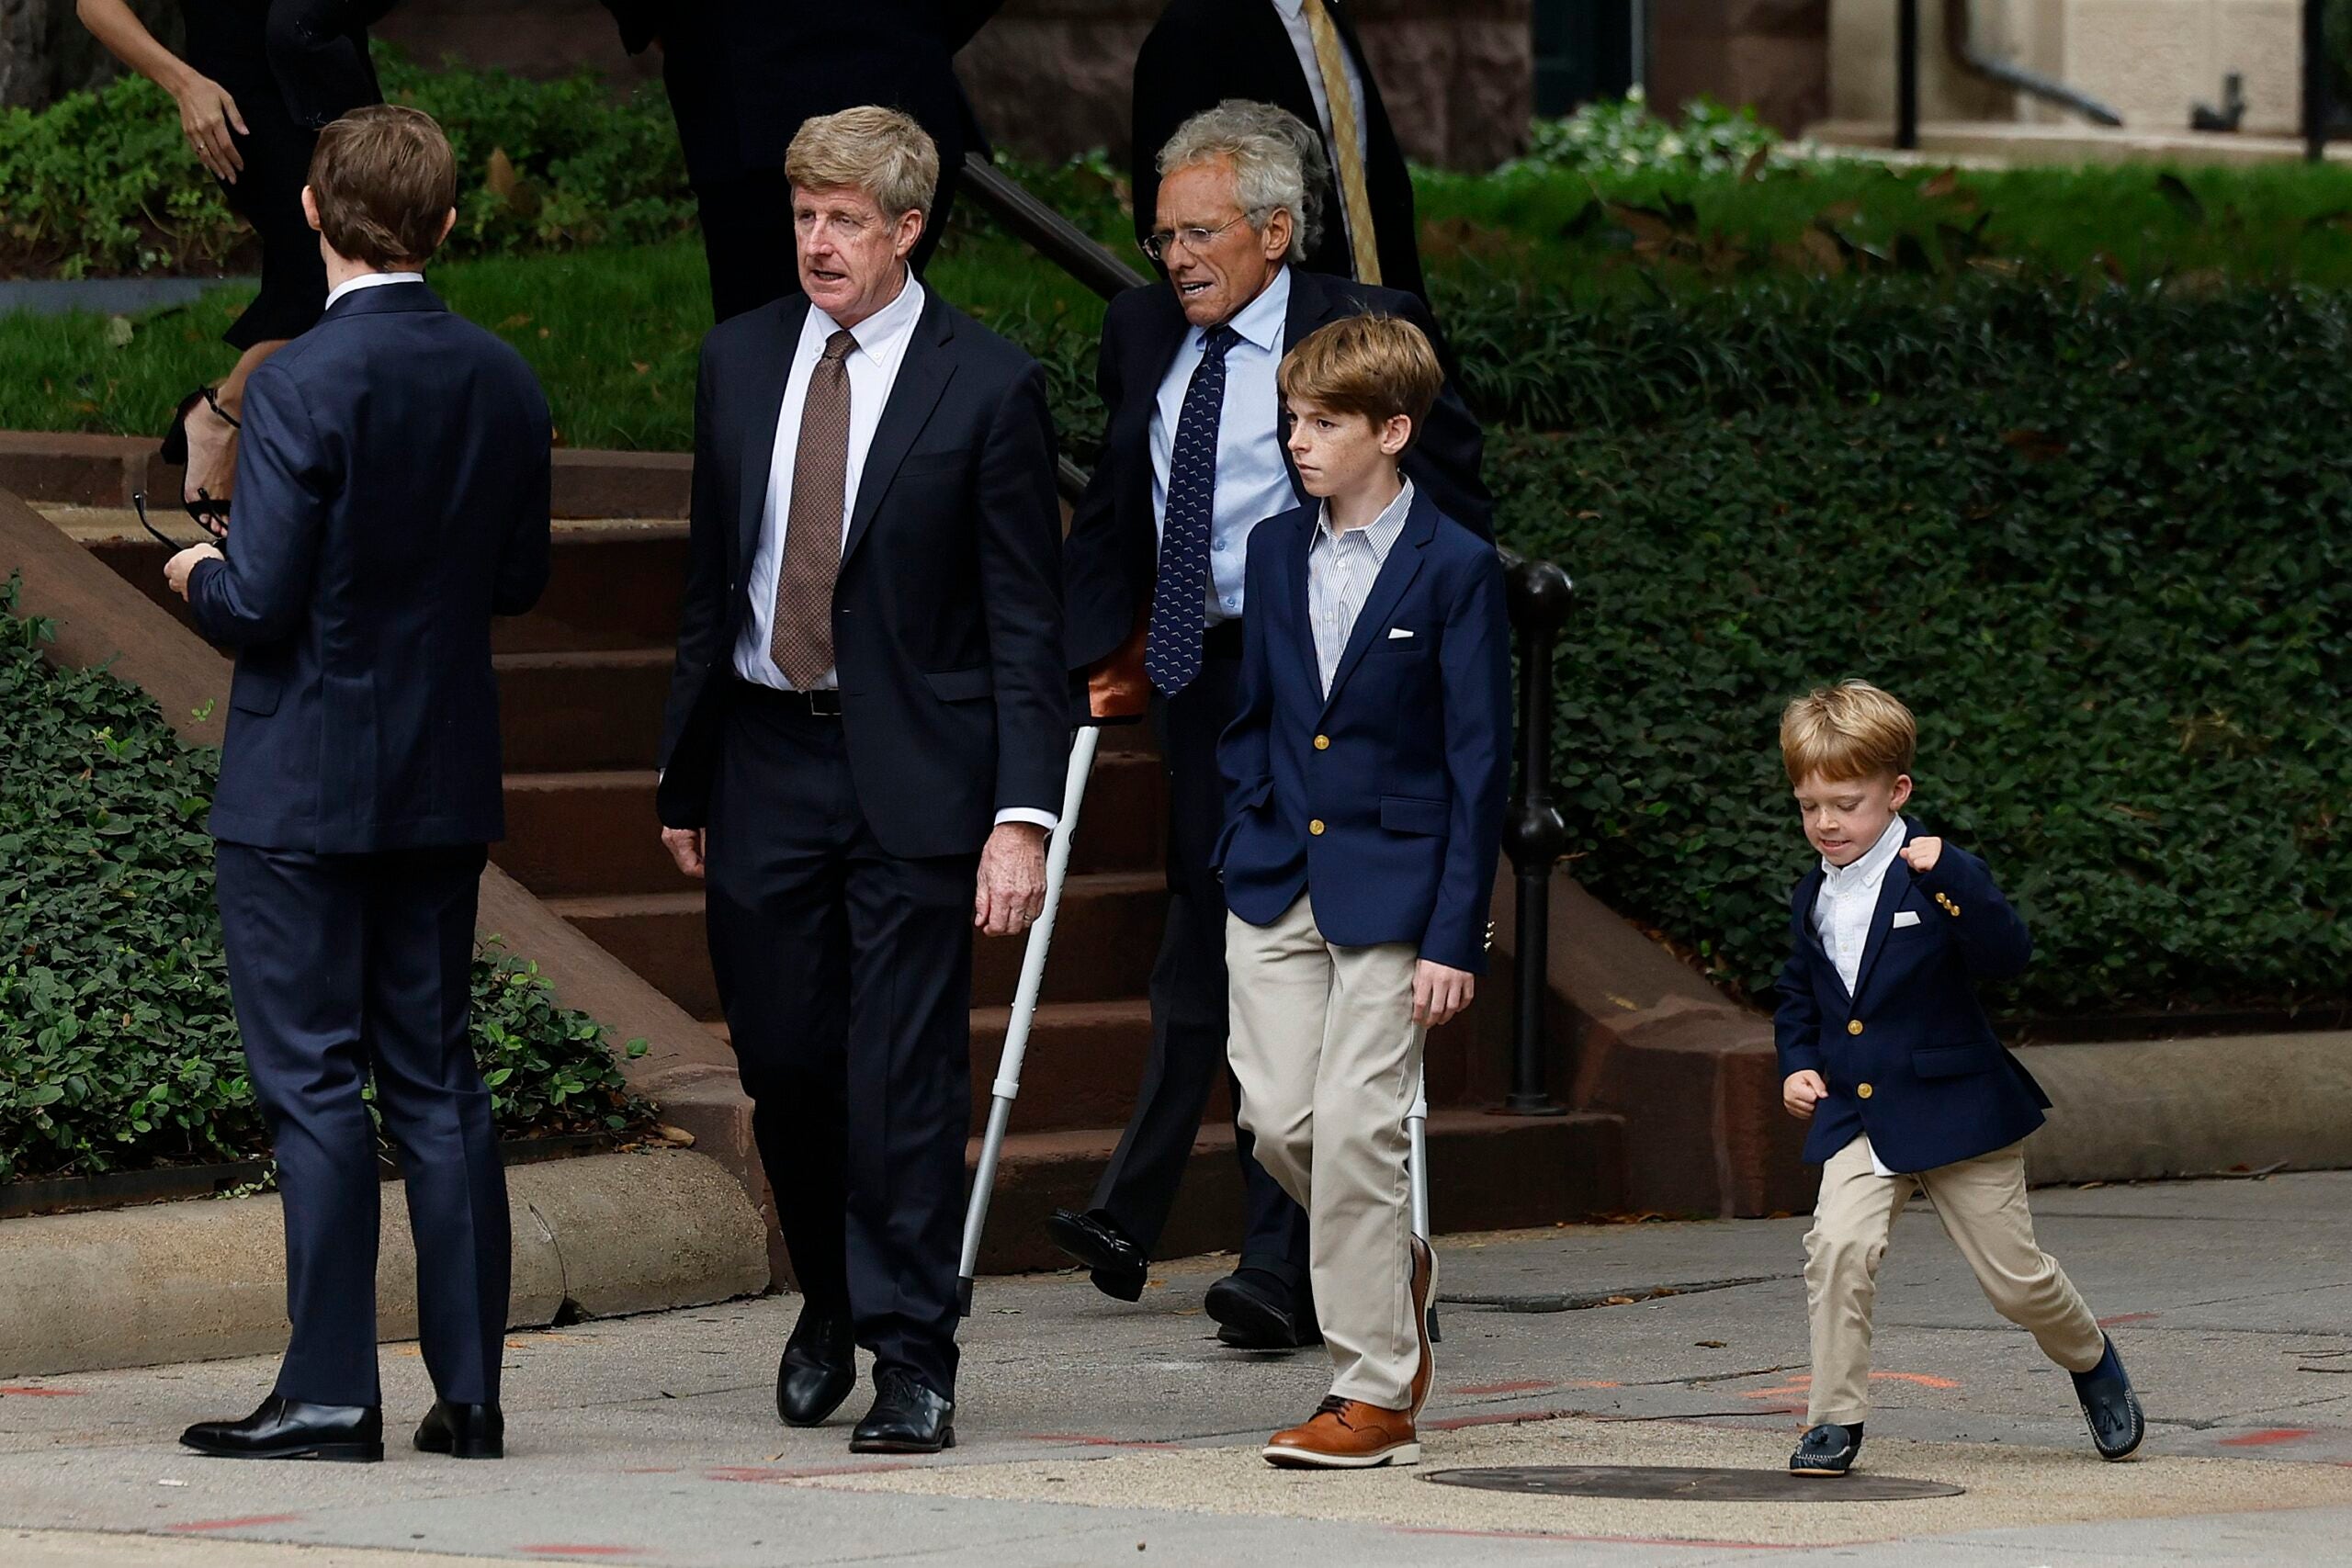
[735,682,843,718]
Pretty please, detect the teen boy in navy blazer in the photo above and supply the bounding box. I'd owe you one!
[164,106,551,1465]
[1216,316,1509,1469]
[1773,682,2144,1476]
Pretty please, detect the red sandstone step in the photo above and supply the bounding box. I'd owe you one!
[495,525,690,655]
[967,1111,1629,1275]
[544,871,1170,1020]
[496,649,674,774]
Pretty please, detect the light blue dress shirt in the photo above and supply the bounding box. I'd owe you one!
[1148,265,1298,624]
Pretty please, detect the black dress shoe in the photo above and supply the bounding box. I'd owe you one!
[1204,1269,1321,1350]
[777,1308,858,1428]
[413,1400,503,1460]
[180,1396,383,1462]
[1045,1208,1148,1302]
[849,1368,956,1454]
[2071,1336,2145,1461]
[1788,1421,1862,1476]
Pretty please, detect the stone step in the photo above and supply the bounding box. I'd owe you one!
[496,649,674,774]
[495,750,1167,897]
[544,871,1170,1021]
[493,524,688,655]
[964,1111,1629,1276]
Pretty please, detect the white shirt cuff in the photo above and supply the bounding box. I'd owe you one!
[994,807,1059,834]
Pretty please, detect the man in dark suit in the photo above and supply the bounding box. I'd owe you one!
[165,105,551,1465]
[1133,0,1426,303]
[597,0,1003,321]
[1051,101,1487,1350]
[653,106,1066,1454]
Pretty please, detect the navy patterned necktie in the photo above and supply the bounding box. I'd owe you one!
[1143,324,1239,697]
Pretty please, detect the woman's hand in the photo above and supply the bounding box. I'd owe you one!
[173,73,249,183]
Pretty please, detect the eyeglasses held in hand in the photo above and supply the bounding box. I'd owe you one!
[133,491,227,555]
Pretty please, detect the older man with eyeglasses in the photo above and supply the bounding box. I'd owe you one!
[1051,100,1489,1350]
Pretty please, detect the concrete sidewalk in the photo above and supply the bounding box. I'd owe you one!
[8,1171,2352,1565]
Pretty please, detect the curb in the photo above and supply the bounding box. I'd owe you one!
[0,1149,768,1379]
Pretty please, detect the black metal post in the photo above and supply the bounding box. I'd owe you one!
[2308,0,2330,163]
[1499,553,1574,1117]
[1896,0,1920,152]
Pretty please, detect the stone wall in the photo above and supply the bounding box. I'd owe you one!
[1829,0,2303,136]
[1645,0,1829,136]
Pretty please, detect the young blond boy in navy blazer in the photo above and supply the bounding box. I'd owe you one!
[1216,315,1510,1469]
[1774,681,2145,1475]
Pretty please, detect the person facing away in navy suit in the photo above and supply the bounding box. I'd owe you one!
[1218,315,1509,1470]
[1771,681,2143,1479]
[163,105,553,1465]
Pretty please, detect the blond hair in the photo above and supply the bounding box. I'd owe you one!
[1780,681,1917,784]
[1277,315,1443,445]
[786,106,940,221]
[308,106,457,269]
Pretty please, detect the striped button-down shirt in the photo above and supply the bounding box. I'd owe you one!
[1307,479,1415,697]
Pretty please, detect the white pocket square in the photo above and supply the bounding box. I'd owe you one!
[1892,910,1922,929]
[1386,626,1414,639]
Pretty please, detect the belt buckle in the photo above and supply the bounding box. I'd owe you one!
[806,689,843,718]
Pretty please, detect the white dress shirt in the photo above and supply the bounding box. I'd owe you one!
[1149,265,1295,623]
[729,271,1054,835]
[1271,0,1370,243]
[1812,814,1908,1176]
[324,269,425,311]
[1306,479,1412,697]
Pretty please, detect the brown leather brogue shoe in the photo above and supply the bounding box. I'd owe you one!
[1408,1235,1438,1421]
[1261,1395,1420,1469]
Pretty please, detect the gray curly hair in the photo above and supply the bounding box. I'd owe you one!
[1154,100,1324,263]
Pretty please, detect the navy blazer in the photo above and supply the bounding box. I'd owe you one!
[652,286,1068,859]
[1214,489,1510,973]
[188,282,552,853]
[1060,267,1490,674]
[1773,819,2050,1174]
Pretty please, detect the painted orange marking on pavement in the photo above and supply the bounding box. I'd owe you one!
[2221,1428,2315,1447]
[2098,1312,2159,1327]
[0,1386,83,1397]
[1869,1371,1961,1390]
[168,1516,304,1532]
[707,1462,915,1483]
[1451,1380,1556,1396]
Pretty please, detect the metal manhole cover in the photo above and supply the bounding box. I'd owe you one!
[1424,1465,1964,1502]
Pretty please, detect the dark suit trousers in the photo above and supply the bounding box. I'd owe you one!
[212,841,509,1408]
[705,689,978,1398]
[1088,646,1310,1293]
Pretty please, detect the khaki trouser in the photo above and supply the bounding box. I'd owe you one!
[1805,1134,2108,1427]
[1226,895,1424,1409]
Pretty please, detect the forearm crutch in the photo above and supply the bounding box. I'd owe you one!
[1408,1064,1439,1342]
[958,725,1102,1315]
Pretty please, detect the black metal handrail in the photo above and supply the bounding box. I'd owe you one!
[2308,0,2346,161]
[957,150,1576,1103]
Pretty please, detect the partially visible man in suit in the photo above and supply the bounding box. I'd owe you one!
[653,106,1066,1454]
[1050,100,1487,1351]
[165,104,552,1465]
[1133,0,1425,303]
[597,0,1003,321]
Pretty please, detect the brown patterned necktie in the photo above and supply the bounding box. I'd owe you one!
[771,328,857,688]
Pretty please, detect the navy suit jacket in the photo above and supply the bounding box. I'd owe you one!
[652,287,1068,859]
[188,282,552,853]
[1213,489,1510,974]
[1773,818,2050,1173]
[1060,267,1489,674]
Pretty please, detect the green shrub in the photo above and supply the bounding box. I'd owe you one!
[0,580,652,1183]
[1503,89,1780,178]
[1496,284,2352,1022]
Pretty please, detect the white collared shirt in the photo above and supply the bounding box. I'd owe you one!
[735,271,928,692]
[730,271,1056,835]
[1812,814,1907,999]
[1149,265,1295,623]
[324,270,425,311]
[1306,478,1411,697]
